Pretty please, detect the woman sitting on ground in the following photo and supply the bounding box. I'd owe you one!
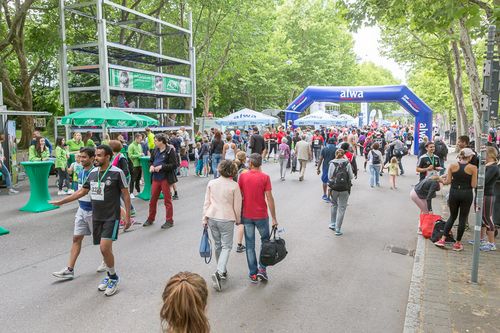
[161,271,210,333]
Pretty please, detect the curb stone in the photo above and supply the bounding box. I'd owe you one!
[403,231,425,333]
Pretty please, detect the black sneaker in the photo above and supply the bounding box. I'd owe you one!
[143,220,154,227]
[161,221,174,229]
[236,244,246,253]
[220,271,228,280]
[172,194,179,200]
[257,268,268,282]
[211,272,222,291]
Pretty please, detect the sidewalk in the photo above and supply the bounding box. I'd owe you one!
[405,189,500,333]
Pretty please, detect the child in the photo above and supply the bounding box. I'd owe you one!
[68,153,83,191]
[194,142,203,176]
[179,147,189,177]
[385,156,400,189]
[55,137,73,195]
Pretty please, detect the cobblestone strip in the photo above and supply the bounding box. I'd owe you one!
[403,231,425,333]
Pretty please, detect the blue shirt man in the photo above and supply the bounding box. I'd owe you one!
[316,137,338,201]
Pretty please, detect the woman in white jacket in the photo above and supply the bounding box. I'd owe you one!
[328,149,354,236]
[202,160,242,291]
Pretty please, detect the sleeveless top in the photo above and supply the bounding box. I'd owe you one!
[451,163,472,190]
[225,143,236,161]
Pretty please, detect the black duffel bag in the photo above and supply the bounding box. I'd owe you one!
[260,226,287,266]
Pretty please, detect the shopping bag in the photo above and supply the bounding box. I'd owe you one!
[199,226,212,264]
[420,213,441,239]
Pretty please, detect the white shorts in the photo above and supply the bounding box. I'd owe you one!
[74,207,93,236]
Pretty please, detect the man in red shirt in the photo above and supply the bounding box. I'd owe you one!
[277,126,286,145]
[238,153,279,283]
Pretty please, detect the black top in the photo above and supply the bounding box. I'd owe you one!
[211,139,224,154]
[414,178,440,211]
[450,163,473,190]
[249,134,265,154]
[484,164,500,196]
[417,154,442,181]
[83,166,127,222]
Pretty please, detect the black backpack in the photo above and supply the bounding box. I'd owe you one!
[434,141,447,158]
[370,150,381,165]
[328,161,351,192]
[430,219,456,243]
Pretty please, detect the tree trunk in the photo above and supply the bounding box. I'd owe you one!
[449,31,468,136]
[459,18,482,149]
[202,91,211,117]
[20,116,34,147]
[443,43,461,135]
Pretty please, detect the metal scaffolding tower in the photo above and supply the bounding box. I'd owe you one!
[59,0,196,135]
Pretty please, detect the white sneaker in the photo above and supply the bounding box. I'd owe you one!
[66,189,74,195]
[130,193,135,199]
[57,190,66,196]
[8,188,19,194]
[98,276,110,291]
[104,277,120,296]
[52,267,74,280]
[96,261,107,273]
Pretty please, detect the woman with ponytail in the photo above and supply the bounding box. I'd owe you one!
[161,272,210,333]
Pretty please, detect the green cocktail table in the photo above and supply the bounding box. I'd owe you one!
[137,156,163,201]
[0,226,9,235]
[20,161,59,213]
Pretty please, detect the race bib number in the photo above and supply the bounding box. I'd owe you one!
[314,139,319,145]
[405,140,411,145]
[89,181,105,201]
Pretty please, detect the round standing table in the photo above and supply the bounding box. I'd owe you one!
[20,161,59,213]
[137,156,163,201]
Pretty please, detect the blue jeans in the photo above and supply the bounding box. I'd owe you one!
[0,162,12,188]
[369,164,381,187]
[242,217,270,276]
[211,153,222,178]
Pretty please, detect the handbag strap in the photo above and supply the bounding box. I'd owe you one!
[271,225,277,240]
[204,226,212,264]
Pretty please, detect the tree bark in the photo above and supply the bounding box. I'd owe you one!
[449,30,468,136]
[459,17,482,149]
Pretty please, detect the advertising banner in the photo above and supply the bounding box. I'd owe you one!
[109,69,192,95]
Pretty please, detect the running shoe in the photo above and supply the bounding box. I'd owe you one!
[98,276,110,291]
[211,272,222,291]
[257,268,268,282]
[321,194,329,201]
[220,271,228,280]
[57,190,66,196]
[479,243,497,252]
[143,220,154,227]
[96,261,107,273]
[249,274,259,284]
[8,188,19,194]
[335,230,343,236]
[52,267,74,280]
[329,223,336,231]
[130,209,136,217]
[434,239,446,247]
[172,194,179,200]
[467,238,487,245]
[452,242,464,251]
[104,277,120,296]
[66,189,74,195]
[130,193,135,199]
[236,244,246,253]
[161,221,174,229]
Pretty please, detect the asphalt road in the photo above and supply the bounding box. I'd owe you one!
[0,154,420,333]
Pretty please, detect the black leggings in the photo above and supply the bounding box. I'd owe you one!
[482,195,495,231]
[268,143,277,157]
[444,188,473,241]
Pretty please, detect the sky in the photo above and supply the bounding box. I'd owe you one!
[353,25,407,83]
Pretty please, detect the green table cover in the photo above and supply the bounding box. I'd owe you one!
[20,161,59,213]
[137,156,163,201]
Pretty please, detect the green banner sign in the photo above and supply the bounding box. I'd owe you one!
[109,69,192,95]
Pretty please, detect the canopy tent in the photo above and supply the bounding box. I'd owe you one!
[61,108,156,127]
[215,108,277,126]
[131,114,159,127]
[294,111,339,126]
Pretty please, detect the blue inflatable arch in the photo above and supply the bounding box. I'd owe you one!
[285,85,433,154]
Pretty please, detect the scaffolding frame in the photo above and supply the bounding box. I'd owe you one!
[59,0,196,135]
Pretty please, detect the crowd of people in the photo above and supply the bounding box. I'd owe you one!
[4,122,500,332]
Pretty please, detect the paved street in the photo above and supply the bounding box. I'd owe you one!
[0,155,421,333]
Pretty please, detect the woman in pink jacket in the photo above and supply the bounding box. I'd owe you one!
[202,160,242,292]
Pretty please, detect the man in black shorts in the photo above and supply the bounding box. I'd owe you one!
[51,145,131,297]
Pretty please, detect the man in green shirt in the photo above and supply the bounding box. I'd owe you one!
[67,132,84,152]
[128,133,144,195]
[146,128,155,153]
